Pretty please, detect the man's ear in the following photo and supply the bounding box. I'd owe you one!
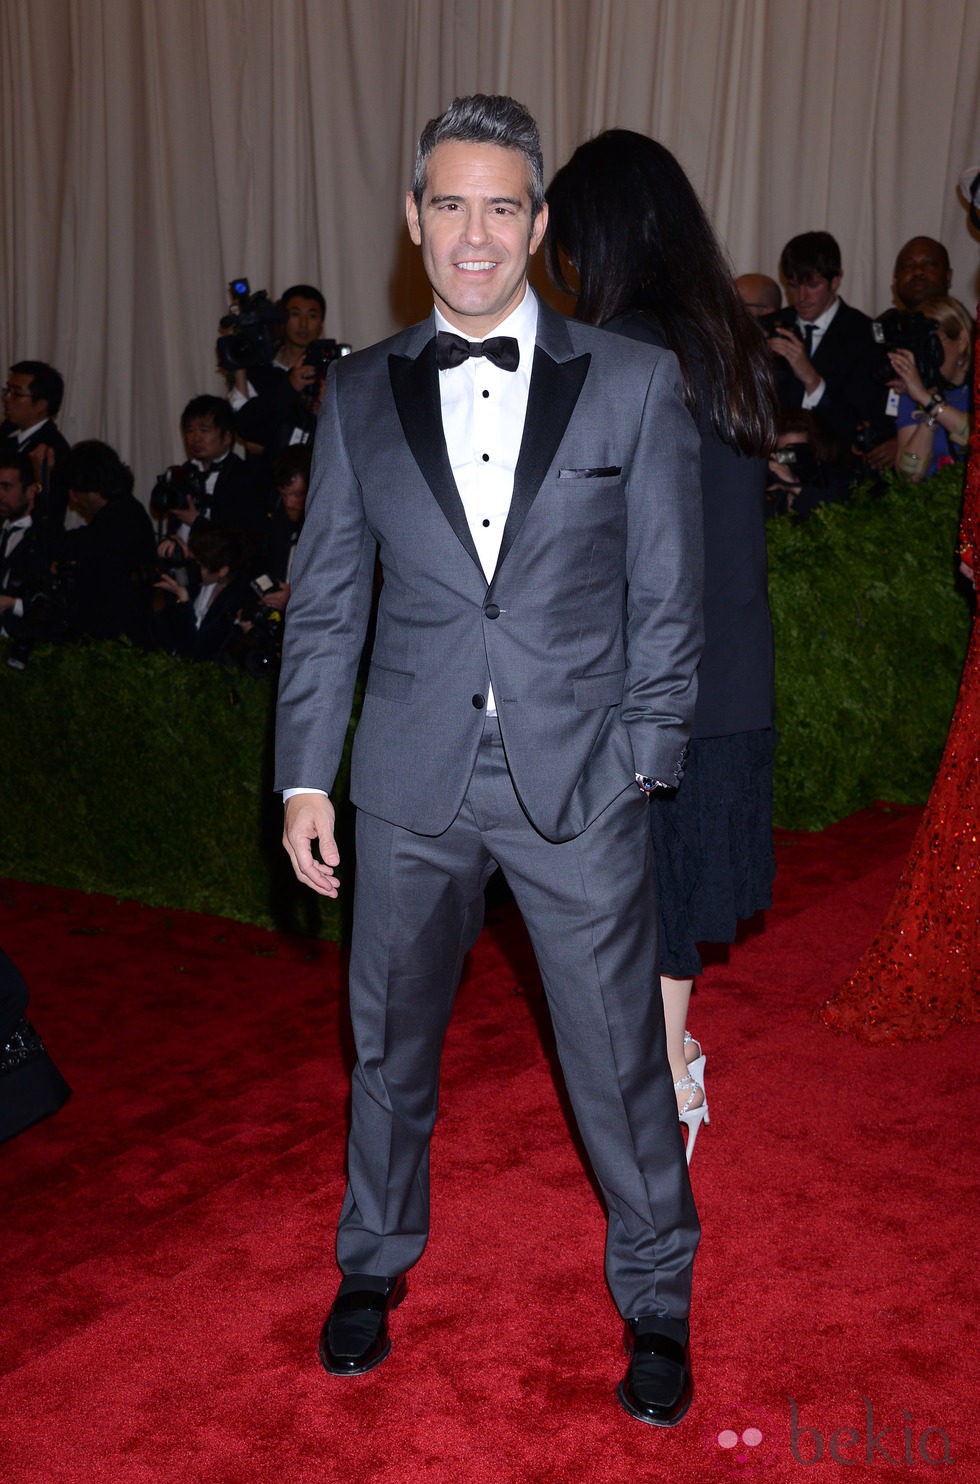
[528,201,549,258]
[406,192,422,247]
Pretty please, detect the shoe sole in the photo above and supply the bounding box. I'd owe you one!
[616,1379,693,1427]
[318,1333,392,1377]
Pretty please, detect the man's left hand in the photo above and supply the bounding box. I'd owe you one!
[770,327,821,394]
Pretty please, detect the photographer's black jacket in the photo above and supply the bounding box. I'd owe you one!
[57,495,156,645]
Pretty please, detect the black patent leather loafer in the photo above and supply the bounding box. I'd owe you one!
[318,1275,407,1376]
[617,1324,693,1427]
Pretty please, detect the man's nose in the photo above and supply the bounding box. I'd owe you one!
[461,210,491,245]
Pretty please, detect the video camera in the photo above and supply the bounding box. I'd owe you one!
[870,312,946,386]
[217,278,287,372]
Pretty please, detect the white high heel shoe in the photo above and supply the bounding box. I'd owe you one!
[674,1073,707,1165]
[677,1032,709,1164]
[683,1031,710,1122]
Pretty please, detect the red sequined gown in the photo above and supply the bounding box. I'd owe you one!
[823,326,980,1043]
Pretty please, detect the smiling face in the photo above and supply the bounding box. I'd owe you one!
[406,140,547,338]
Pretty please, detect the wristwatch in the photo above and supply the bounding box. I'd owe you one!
[635,773,673,796]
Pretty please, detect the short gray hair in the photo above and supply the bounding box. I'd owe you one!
[412,94,545,219]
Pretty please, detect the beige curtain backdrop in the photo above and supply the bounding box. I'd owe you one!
[2,0,978,494]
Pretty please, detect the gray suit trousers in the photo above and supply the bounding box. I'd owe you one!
[337,717,699,1322]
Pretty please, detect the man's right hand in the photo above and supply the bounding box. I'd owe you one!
[283,792,341,898]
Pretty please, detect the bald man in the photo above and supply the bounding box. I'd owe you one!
[736,273,782,319]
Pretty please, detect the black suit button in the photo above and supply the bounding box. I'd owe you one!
[471,694,486,709]
[484,603,500,620]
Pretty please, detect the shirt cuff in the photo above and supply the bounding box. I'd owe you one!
[802,379,826,409]
[282,787,329,800]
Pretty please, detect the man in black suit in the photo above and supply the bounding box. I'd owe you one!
[0,361,70,551]
[0,452,46,641]
[58,440,155,645]
[770,232,894,462]
[154,396,266,568]
[276,95,703,1426]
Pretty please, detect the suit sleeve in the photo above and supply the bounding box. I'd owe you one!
[620,349,704,780]
[273,366,377,794]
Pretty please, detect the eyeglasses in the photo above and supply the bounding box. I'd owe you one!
[2,385,34,399]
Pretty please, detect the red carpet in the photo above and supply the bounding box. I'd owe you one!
[1,804,978,1482]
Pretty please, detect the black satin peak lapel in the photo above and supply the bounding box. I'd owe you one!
[494,346,591,578]
[388,340,483,573]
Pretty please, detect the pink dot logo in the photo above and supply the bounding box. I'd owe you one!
[718,1426,764,1458]
[704,1407,779,1470]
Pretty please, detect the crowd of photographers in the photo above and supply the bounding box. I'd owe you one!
[737,232,974,518]
[0,279,350,672]
[1,241,974,668]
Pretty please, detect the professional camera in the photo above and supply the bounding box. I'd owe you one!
[150,464,207,520]
[154,553,200,592]
[770,443,820,485]
[300,337,353,401]
[871,312,945,386]
[5,560,80,670]
[237,580,285,676]
[757,308,802,343]
[216,278,287,372]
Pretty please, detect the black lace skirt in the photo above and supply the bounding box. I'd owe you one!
[649,728,776,978]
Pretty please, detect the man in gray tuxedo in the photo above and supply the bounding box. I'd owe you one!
[275,95,703,1427]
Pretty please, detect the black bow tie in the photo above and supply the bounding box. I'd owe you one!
[434,331,520,372]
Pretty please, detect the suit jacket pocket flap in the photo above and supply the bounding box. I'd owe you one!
[365,663,414,702]
[557,466,622,480]
[572,669,625,709]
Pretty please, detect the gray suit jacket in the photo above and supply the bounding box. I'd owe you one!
[275,296,703,843]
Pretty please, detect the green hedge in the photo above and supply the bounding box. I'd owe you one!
[768,464,971,826]
[0,465,971,936]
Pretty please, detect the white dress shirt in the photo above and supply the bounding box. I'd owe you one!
[800,297,840,409]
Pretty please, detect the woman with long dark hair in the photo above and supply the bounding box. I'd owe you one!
[546,130,777,1160]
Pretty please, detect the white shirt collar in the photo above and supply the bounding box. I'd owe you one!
[16,418,47,446]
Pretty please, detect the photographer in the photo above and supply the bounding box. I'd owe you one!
[153,519,251,663]
[891,297,973,482]
[260,446,310,593]
[0,452,46,641]
[0,361,70,554]
[770,232,895,468]
[229,284,346,460]
[230,448,311,675]
[765,412,850,519]
[153,396,266,559]
[56,440,155,645]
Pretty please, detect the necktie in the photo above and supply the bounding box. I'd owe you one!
[434,331,520,372]
[802,322,817,357]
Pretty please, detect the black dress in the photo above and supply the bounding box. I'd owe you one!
[605,311,776,975]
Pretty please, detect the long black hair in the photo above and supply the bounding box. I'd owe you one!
[545,130,775,456]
